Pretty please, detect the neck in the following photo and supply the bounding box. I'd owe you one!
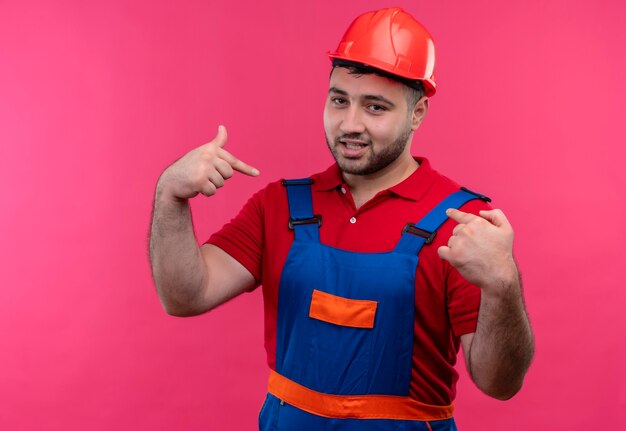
[343,154,419,208]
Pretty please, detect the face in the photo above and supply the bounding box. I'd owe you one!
[324,67,426,176]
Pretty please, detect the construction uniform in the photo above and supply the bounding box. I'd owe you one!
[208,158,491,430]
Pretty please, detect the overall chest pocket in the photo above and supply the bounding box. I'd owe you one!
[309,289,378,329]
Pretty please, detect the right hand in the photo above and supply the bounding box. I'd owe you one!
[157,125,260,200]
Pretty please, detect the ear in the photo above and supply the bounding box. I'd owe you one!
[410,96,429,131]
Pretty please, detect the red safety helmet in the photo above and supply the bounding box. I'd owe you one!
[328,7,437,97]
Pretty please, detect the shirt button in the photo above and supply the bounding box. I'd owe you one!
[340,187,347,194]
[349,217,357,224]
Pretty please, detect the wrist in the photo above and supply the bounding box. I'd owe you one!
[479,258,519,297]
[155,175,188,206]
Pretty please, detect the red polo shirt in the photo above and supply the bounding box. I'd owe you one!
[207,157,491,406]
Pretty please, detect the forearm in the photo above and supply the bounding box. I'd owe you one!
[149,185,208,316]
[468,268,534,399]
[148,127,260,315]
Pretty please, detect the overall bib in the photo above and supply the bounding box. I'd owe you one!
[259,179,488,431]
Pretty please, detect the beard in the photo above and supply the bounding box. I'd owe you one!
[326,126,413,176]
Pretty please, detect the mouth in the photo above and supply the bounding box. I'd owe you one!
[337,137,370,158]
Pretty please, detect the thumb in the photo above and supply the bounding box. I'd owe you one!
[213,125,228,148]
[437,245,451,262]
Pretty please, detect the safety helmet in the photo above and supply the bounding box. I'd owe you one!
[328,7,437,97]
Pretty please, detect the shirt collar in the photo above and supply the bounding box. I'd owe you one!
[310,157,436,202]
[311,164,344,192]
[387,157,436,202]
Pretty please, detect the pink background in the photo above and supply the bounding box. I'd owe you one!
[1,0,625,429]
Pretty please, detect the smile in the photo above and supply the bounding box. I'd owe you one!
[337,138,370,158]
[338,136,370,147]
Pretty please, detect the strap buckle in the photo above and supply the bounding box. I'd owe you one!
[281,179,314,186]
[461,186,491,202]
[402,223,436,244]
[289,215,322,230]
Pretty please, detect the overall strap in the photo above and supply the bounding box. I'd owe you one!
[394,187,491,255]
[282,179,321,242]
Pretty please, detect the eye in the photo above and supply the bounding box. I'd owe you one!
[367,104,387,113]
[330,97,347,106]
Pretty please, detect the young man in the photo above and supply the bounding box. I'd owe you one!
[150,7,534,430]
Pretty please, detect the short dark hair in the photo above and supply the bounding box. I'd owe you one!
[331,59,425,108]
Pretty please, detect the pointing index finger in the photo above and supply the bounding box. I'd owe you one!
[217,147,260,177]
[445,208,478,224]
[232,159,260,176]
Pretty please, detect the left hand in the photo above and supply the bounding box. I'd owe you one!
[438,208,517,292]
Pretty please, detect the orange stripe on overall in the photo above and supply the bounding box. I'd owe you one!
[268,370,454,421]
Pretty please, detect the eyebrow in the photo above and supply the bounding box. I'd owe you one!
[328,87,348,96]
[328,87,396,108]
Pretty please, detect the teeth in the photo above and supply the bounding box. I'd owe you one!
[346,143,365,149]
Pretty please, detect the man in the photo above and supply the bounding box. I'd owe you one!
[150,7,534,430]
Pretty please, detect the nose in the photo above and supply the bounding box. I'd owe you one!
[339,106,365,135]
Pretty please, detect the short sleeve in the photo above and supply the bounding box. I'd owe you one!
[446,265,481,337]
[205,188,265,286]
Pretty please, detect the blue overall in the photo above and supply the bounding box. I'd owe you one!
[259,179,488,431]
